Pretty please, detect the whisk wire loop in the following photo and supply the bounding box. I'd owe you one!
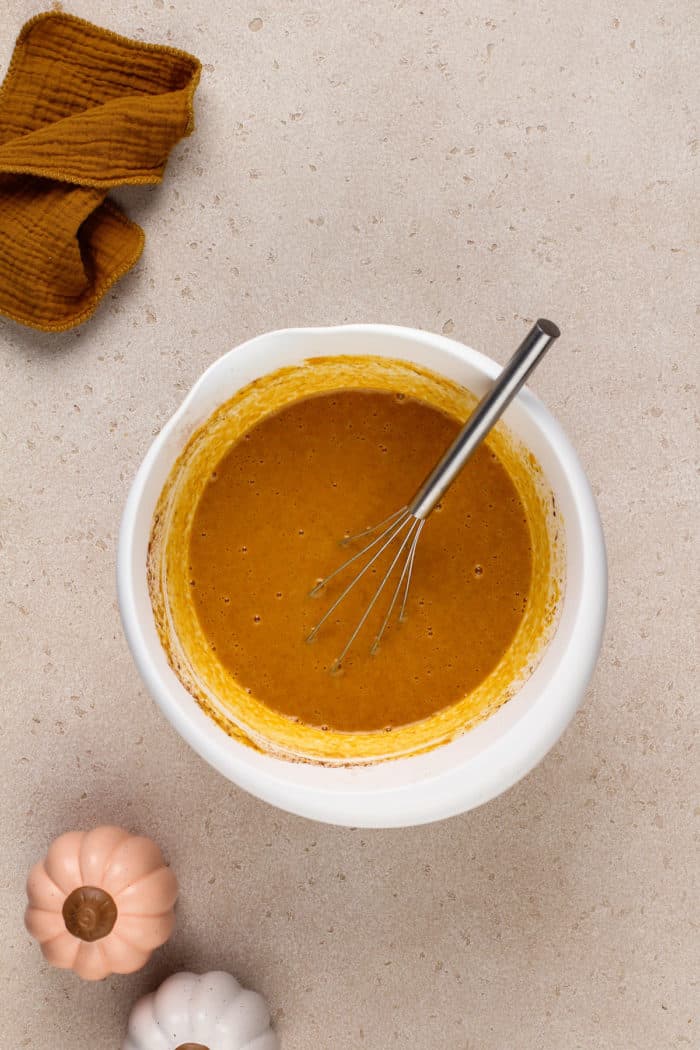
[306,508,412,642]
[306,320,560,671]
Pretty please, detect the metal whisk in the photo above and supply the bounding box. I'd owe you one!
[307,319,560,671]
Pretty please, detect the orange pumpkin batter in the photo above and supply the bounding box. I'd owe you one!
[187,390,532,733]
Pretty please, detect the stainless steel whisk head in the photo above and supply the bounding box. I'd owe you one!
[307,320,560,672]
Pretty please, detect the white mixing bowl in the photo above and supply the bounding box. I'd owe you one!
[117,325,607,827]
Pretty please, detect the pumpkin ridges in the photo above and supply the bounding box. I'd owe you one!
[115,865,178,915]
[133,983,175,1049]
[24,905,65,942]
[39,929,80,969]
[153,971,199,1033]
[101,835,167,896]
[44,831,85,895]
[78,825,131,885]
[125,972,279,1050]
[35,928,67,948]
[218,987,272,1044]
[73,940,111,981]
[189,970,242,1037]
[113,909,176,951]
[26,827,177,980]
[100,931,150,974]
[26,861,64,911]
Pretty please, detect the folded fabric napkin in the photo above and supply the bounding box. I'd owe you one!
[0,12,201,331]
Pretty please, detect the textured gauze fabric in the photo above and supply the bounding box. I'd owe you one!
[0,12,201,331]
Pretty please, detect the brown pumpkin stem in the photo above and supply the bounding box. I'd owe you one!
[62,886,118,942]
[175,1045,210,1050]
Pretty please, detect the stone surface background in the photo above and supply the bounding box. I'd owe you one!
[0,1,697,1046]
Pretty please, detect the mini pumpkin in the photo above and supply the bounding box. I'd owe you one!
[124,970,279,1050]
[25,825,177,980]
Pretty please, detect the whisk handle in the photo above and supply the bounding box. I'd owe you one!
[408,319,560,520]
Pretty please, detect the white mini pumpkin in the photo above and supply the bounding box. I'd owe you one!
[123,970,279,1050]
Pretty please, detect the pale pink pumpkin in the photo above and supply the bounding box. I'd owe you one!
[25,826,178,980]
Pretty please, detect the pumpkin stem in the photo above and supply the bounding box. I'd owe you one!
[175,1045,210,1050]
[62,886,118,942]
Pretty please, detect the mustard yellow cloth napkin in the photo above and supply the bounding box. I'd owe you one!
[0,12,201,332]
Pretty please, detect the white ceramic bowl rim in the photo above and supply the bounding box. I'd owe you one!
[118,324,607,827]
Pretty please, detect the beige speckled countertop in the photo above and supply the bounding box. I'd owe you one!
[1,1,697,1046]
